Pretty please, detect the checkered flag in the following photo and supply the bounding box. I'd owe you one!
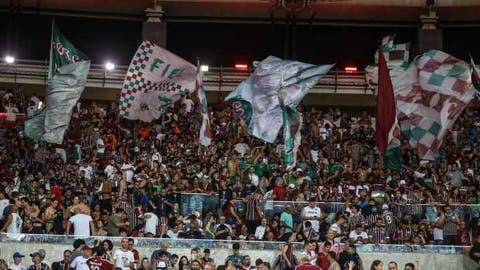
[119,40,197,122]
[395,50,476,160]
[374,35,410,68]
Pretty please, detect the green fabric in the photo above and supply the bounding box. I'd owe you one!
[49,23,89,79]
[383,146,402,172]
[107,214,120,236]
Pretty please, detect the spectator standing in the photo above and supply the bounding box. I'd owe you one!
[107,208,129,236]
[301,198,322,239]
[66,209,94,236]
[86,247,114,270]
[113,238,135,270]
[70,246,91,270]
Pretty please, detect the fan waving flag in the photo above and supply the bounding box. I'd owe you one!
[226,56,334,168]
[119,41,197,122]
[376,49,402,171]
[25,23,90,144]
[195,67,212,146]
[395,50,477,160]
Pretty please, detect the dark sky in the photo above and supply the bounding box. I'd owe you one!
[1,13,480,68]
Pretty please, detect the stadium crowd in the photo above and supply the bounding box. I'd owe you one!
[0,86,479,270]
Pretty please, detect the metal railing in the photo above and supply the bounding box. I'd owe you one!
[0,59,372,94]
[179,192,480,224]
[0,233,468,254]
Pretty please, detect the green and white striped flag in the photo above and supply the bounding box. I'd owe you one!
[25,23,90,144]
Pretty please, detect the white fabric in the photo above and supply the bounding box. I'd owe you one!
[143,212,159,235]
[69,213,92,236]
[96,138,105,154]
[113,249,134,270]
[7,213,22,234]
[71,256,89,270]
[302,206,321,232]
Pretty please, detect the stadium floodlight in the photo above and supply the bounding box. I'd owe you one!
[5,55,15,64]
[105,62,115,71]
[345,66,358,73]
[235,63,248,71]
[200,65,209,72]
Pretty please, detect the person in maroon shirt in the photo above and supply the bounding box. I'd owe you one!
[296,256,321,270]
[87,247,114,270]
[272,178,287,201]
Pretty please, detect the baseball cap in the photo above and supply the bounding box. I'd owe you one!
[82,246,92,251]
[13,252,25,258]
[156,261,167,269]
[30,252,41,258]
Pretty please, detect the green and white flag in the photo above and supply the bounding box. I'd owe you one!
[226,56,333,169]
[25,23,90,144]
[119,41,197,122]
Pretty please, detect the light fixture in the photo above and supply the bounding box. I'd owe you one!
[200,65,209,72]
[105,62,115,71]
[235,63,248,71]
[5,55,15,64]
[345,66,358,73]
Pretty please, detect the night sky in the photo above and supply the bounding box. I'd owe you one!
[1,13,480,68]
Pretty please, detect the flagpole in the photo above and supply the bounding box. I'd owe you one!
[48,17,55,80]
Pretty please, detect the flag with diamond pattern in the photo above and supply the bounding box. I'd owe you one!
[119,41,197,122]
[395,50,477,160]
[374,35,410,68]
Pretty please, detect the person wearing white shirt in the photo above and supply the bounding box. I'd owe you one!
[70,247,91,270]
[104,160,116,179]
[1,205,22,235]
[79,161,93,181]
[121,162,136,183]
[66,211,94,236]
[9,252,26,270]
[254,218,268,240]
[301,198,322,236]
[349,224,369,244]
[96,136,106,156]
[143,211,159,236]
[113,238,135,270]
[247,167,259,187]
[181,96,194,114]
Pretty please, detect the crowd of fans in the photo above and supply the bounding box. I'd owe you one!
[0,86,479,269]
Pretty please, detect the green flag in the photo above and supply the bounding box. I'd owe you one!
[49,23,88,79]
[25,23,90,144]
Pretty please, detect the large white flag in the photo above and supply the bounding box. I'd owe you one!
[119,41,197,122]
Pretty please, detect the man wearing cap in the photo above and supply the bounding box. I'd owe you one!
[301,198,322,239]
[28,251,50,270]
[9,252,26,270]
[70,246,92,270]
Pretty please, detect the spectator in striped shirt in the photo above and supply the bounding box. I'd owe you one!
[369,217,389,244]
[393,221,413,244]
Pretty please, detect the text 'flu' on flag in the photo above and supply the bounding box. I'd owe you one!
[24,22,90,144]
